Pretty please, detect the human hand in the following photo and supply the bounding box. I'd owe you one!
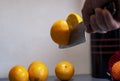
[82,0,120,33]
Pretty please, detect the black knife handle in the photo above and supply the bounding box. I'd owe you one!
[103,1,117,16]
[91,1,117,16]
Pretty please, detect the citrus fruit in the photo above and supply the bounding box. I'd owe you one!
[66,12,83,31]
[28,61,49,81]
[9,65,29,81]
[111,61,120,80]
[50,13,82,46]
[55,61,74,81]
[50,20,70,45]
[108,50,120,73]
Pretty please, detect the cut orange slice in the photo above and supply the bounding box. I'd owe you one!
[66,12,83,31]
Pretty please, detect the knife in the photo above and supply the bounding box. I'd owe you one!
[59,1,117,49]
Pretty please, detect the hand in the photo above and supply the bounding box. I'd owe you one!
[82,0,120,33]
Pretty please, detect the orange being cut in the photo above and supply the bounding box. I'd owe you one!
[28,61,49,81]
[9,65,29,81]
[50,13,82,46]
[55,61,75,81]
[66,12,83,31]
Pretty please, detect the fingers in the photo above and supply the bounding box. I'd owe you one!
[82,0,120,33]
[90,15,107,33]
[103,9,120,30]
[90,8,108,33]
[90,15,100,33]
[95,8,107,30]
[89,8,120,33]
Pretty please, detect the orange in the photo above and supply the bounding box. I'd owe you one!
[66,12,83,31]
[9,65,29,81]
[55,61,74,81]
[50,13,83,46]
[28,61,49,81]
[50,20,70,45]
[111,61,120,80]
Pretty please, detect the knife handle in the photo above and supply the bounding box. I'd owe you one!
[91,1,117,16]
[103,1,117,16]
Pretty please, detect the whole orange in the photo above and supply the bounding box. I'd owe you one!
[50,20,70,45]
[111,61,120,80]
[55,61,74,81]
[9,65,29,81]
[28,61,49,81]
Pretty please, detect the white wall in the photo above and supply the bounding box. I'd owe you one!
[0,0,91,78]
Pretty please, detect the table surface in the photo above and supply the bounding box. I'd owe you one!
[0,75,110,81]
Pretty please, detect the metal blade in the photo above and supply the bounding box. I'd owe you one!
[59,22,86,48]
[58,1,116,49]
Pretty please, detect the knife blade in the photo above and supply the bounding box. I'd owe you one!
[59,22,86,48]
[59,1,117,49]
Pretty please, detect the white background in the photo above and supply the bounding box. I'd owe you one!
[0,0,91,78]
